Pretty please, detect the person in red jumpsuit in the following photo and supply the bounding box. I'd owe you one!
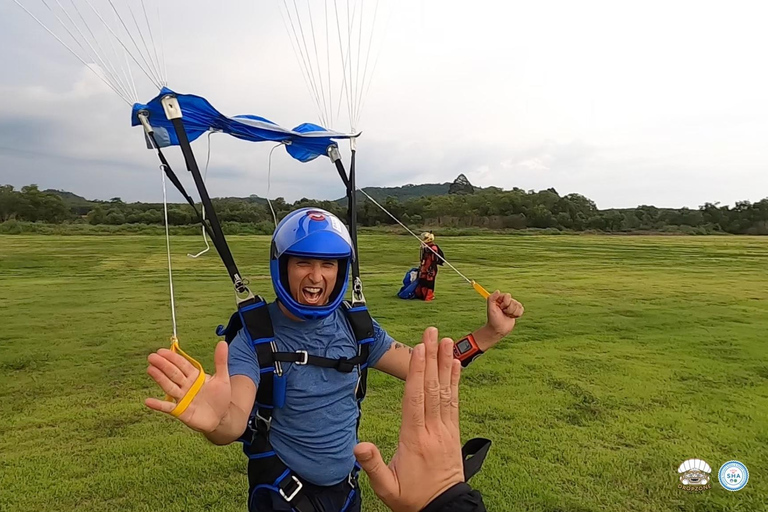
[415,232,445,301]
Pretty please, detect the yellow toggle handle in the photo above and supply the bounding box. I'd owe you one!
[165,336,206,418]
[471,280,490,299]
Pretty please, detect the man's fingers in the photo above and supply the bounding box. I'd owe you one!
[213,341,230,381]
[505,299,524,318]
[354,442,398,502]
[487,290,503,319]
[423,328,442,428]
[147,351,192,389]
[402,342,426,431]
[147,365,183,399]
[450,359,461,429]
[157,348,198,378]
[438,338,454,425]
[148,353,188,387]
[144,397,177,414]
[499,293,513,310]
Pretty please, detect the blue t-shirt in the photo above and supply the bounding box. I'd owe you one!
[228,301,392,486]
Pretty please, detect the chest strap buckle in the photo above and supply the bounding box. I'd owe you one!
[294,350,309,365]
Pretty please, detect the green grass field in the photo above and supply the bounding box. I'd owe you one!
[1,234,767,512]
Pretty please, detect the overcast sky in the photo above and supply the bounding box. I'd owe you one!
[1,0,767,209]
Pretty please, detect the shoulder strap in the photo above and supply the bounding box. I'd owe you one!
[232,297,277,421]
[341,301,374,403]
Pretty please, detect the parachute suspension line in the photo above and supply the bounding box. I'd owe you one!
[45,0,131,101]
[13,0,132,105]
[122,0,158,86]
[100,0,162,88]
[288,0,325,127]
[85,0,162,89]
[266,142,287,228]
[160,168,178,341]
[345,0,356,131]
[332,0,352,126]
[356,187,491,299]
[306,1,330,129]
[101,1,140,102]
[156,0,167,86]
[140,0,164,87]
[160,164,205,419]
[354,0,380,128]
[325,0,332,128]
[278,4,319,120]
[281,0,327,128]
[122,39,139,101]
[124,0,163,87]
[63,0,122,89]
[187,131,216,259]
[104,0,140,101]
[353,0,363,131]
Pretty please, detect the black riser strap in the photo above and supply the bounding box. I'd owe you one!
[168,116,242,286]
[147,132,217,242]
[348,150,360,280]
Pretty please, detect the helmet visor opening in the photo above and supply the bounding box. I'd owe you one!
[278,256,349,308]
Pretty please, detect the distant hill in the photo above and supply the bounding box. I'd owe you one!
[215,194,268,205]
[335,174,483,204]
[335,183,451,204]
[45,189,93,207]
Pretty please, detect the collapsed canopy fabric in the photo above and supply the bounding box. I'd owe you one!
[131,88,357,162]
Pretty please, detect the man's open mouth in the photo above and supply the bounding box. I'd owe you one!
[302,286,324,304]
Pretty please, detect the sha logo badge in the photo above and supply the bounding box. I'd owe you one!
[718,461,749,492]
[677,459,712,492]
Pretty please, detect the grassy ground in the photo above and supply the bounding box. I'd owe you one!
[1,234,767,512]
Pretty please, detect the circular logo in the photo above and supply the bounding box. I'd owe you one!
[718,461,749,491]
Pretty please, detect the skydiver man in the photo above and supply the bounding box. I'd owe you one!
[145,208,523,512]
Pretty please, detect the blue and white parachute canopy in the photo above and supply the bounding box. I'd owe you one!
[131,88,359,163]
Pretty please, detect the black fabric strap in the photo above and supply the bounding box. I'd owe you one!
[272,352,365,373]
[344,305,375,341]
[239,300,276,421]
[461,438,492,481]
[276,472,314,512]
[421,483,486,512]
[168,115,243,289]
[332,155,360,283]
[348,149,360,281]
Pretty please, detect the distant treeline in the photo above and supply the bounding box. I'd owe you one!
[2,183,768,235]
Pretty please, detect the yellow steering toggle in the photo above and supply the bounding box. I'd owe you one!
[165,336,206,418]
[471,280,490,299]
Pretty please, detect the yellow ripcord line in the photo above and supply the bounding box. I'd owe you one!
[165,336,206,418]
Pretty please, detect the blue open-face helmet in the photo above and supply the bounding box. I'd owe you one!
[270,207,354,320]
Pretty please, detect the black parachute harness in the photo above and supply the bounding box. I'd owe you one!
[138,94,490,512]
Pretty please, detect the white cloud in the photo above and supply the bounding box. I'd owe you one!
[1,0,767,208]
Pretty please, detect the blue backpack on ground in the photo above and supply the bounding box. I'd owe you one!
[397,267,420,299]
